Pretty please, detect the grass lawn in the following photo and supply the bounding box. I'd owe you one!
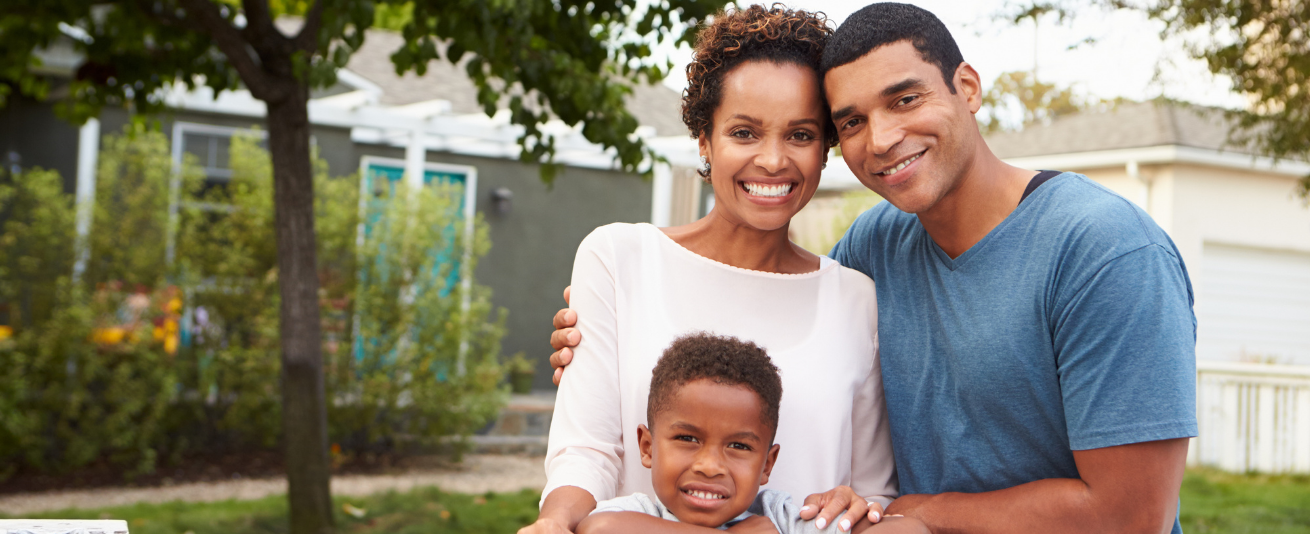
[5,469,1308,533]
[1180,469,1310,533]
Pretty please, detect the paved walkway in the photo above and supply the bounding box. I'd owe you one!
[0,455,546,515]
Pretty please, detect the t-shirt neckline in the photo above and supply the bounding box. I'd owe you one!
[638,223,836,279]
[927,171,1068,271]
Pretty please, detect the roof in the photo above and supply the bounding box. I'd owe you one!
[344,29,688,137]
[984,100,1251,159]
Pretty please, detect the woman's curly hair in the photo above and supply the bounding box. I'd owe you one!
[682,4,837,151]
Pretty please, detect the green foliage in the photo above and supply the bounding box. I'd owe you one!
[0,166,77,329]
[339,180,506,455]
[1136,0,1310,200]
[86,125,179,287]
[7,486,544,534]
[0,129,507,481]
[978,71,1097,134]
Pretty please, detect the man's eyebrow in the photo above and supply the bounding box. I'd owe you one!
[881,77,926,98]
[831,105,857,122]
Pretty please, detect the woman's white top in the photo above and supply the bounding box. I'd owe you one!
[543,223,896,506]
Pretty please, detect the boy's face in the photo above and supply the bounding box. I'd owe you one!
[638,378,780,528]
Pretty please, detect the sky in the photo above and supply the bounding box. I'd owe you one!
[659,0,1247,111]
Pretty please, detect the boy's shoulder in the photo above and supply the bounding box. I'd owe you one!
[591,492,672,519]
[747,490,847,534]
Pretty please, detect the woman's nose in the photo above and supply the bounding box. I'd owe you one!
[755,138,789,174]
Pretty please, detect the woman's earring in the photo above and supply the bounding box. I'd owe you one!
[698,155,711,180]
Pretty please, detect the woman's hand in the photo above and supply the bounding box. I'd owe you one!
[799,486,883,532]
[727,515,781,534]
[518,517,574,534]
[549,286,581,385]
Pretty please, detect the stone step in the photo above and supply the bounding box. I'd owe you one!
[484,392,556,438]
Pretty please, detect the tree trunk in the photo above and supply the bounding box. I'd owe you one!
[266,86,334,534]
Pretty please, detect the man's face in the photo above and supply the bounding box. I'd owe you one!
[824,41,982,214]
[639,379,780,528]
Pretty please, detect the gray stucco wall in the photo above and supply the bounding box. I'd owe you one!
[356,145,653,390]
[0,97,80,192]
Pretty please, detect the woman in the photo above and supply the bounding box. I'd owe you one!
[523,6,896,533]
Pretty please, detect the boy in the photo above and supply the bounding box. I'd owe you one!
[576,333,925,534]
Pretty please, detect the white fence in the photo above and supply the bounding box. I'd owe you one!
[1190,360,1310,473]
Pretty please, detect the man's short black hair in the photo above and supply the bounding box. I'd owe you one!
[820,3,965,94]
[647,332,783,438]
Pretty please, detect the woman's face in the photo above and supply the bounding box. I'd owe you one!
[701,60,827,232]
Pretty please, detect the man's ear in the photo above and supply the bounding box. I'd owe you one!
[638,424,654,469]
[759,443,781,486]
[955,62,983,114]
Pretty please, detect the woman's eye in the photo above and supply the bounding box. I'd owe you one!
[730,129,753,139]
[791,131,816,141]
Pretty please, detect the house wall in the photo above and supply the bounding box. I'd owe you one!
[0,96,81,192]
[355,144,653,389]
[96,107,359,178]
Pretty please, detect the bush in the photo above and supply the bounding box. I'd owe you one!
[0,125,508,481]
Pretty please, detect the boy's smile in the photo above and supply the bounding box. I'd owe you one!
[639,378,781,528]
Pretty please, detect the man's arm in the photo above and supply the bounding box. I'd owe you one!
[885,438,1188,534]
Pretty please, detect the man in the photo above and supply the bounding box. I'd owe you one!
[550,4,1197,533]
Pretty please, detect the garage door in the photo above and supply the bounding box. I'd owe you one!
[1195,243,1310,365]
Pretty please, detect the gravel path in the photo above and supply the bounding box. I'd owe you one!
[0,455,546,515]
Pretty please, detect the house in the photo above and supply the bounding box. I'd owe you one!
[0,25,704,390]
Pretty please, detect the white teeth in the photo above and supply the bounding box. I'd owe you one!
[743,182,794,197]
[685,489,726,500]
[879,153,921,176]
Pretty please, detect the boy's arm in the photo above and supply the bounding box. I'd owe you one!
[578,512,779,534]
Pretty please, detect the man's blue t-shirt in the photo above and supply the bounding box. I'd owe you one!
[831,173,1197,533]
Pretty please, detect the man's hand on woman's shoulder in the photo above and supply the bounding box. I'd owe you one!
[549,286,581,385]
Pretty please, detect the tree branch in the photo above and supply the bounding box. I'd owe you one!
[240,0,290,58]
[293,0,324,54]
[161,0,284,101]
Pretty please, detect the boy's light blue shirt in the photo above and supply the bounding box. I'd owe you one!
[831,173,1197,533]
[591,490,842,534]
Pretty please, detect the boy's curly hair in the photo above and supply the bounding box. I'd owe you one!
[647,332,783,438]
[682,4,837,149]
